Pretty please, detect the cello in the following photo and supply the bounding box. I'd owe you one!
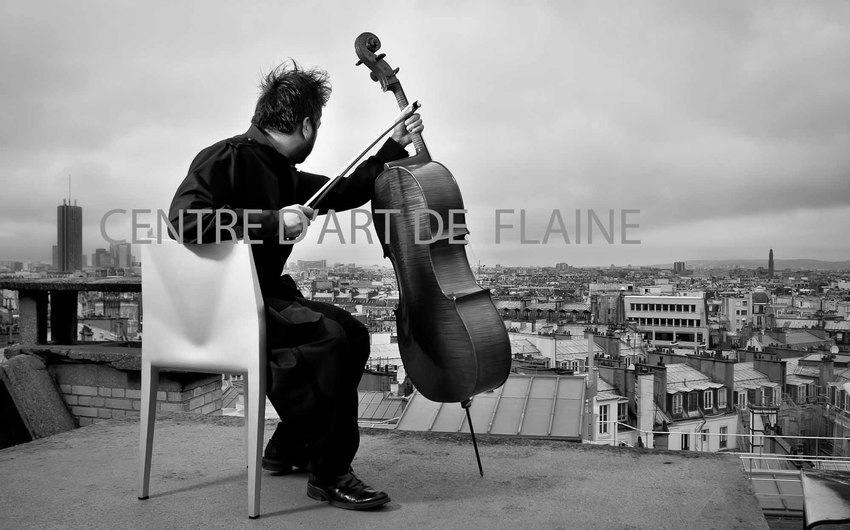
[354,33,511,412]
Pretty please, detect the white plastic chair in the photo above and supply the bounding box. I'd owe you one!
[138,239,267,519]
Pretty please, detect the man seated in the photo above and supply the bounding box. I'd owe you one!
[168,60,422,510]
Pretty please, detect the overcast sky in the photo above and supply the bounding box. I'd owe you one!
[1,1,848,267]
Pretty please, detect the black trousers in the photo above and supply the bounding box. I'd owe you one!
[263,276,369,476]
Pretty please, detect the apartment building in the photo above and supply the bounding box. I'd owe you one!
[624,294,709,350]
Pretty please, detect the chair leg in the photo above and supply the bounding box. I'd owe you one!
[138,363,159,500]
[246,370,265,518]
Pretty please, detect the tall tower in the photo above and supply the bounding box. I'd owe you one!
[57,199,83,272]
[768,248,774,279]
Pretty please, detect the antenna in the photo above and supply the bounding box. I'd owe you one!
[68,174,72,202]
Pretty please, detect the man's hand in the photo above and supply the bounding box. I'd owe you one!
[390,113,424,147]
[280,204,314,241]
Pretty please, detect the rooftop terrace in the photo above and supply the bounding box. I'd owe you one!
[0,413,769,529]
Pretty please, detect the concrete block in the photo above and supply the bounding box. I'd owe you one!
[98,387,110,397]
[78,396,93,406]
[98,409,111,419]
[188,396,205,410]
[71,406,98,418]
[64,395,78,406]
[125,389,141,399]
[160,402,185,413]
[78,417,94,426]
[112,388,125,398]
[0,355,75,440]
[71,385,98,396]
[91,397,105,407]
[54,363,129,389]
[200,402,217,414]
[59,384,72,394]
[105,398,132,410]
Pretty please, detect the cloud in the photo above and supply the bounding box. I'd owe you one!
[1,1,849,266]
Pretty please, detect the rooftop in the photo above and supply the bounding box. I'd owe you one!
[0,413,769,529]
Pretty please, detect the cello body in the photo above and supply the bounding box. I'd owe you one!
[357,33,511,403]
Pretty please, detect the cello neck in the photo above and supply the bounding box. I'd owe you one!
[355,32,430,160]
[389,82,429,159]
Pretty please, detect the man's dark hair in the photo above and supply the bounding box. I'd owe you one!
[252,60,331,134]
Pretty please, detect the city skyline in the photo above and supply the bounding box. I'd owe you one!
[1,2,849,267]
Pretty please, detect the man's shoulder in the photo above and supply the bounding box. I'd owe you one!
[189,132,270,169]
[199,132,260,154]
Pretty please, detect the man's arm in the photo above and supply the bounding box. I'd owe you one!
[304,112,424,212]
[299,138,409,213]
[168,144,281,244]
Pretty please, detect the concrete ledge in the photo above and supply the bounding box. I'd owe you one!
[0,354,75,443]
[5,343,143,371]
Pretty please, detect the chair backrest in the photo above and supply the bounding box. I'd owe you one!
[141,239,265,373]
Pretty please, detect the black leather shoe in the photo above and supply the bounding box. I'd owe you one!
[262,438,308,475]
[307,469,390,510]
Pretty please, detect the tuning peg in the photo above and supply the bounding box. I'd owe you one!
[370,72,378,82]
[376,53,386,61]
[393,67,400,75]
[355,59,363,66]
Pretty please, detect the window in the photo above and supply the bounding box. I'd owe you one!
[598,404,609,434]
[719,426,728,448]
[701,429,709,444]
[618,402,628,422]
[688,392,698,412]
[738,392,747,410]
[718,388,727,409]
[773,387,780,407]
[672,393,683,414]
[703,390,713,409]
[797,385,806,404]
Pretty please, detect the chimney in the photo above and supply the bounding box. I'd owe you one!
[819,355,835,397]
[636,371,655,448]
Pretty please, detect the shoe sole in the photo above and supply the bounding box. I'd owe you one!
[261,457,295,475]
[307,484,391,510]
